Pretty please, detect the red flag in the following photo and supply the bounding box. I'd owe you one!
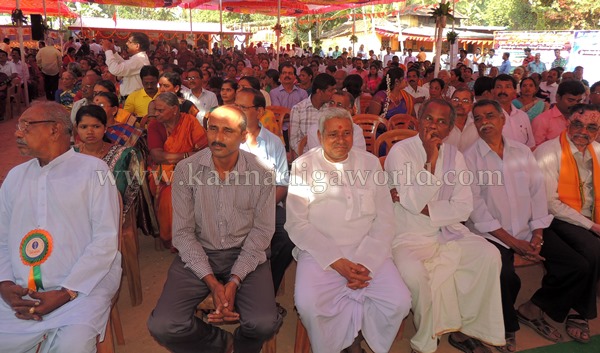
[112,11,117,27]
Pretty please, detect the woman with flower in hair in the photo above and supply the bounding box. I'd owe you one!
[366,67,415,119]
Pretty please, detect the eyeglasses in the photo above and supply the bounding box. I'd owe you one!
[591,91,600,95]
[186,77,200,81]
[16,120,56,132]
[570,120,599,133]
[236,104,257,111]
[451,97,472,104]
[421,116,450,127]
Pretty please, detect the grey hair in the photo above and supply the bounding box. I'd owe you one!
[155,91,180,107]
[472,99,504,116]
[418,98,457,127]
[318,107,353,135]
[30,101,73,135]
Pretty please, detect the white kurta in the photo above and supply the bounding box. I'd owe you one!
[444,113,479,153]
[385,135,504,353]
[464,138,553,248]
[286,148,411,353]
[0,150,121,342]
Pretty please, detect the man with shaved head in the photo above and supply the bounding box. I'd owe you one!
[148,105,282,353]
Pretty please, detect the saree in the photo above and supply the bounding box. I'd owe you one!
[513,98,548,121]
[148,113,208,246]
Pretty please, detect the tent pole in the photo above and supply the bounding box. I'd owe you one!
[189,7,192,37]
[276,0,281,68]
[219,0,223,55]
[15,0,30,106]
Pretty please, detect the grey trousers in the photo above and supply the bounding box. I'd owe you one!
[147,248,282,353]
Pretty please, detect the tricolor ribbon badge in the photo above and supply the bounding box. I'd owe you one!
[20,229,53,291]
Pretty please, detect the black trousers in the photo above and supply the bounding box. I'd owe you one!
[489,240,521,332]
[532,219,600,322]
[270,205,294,294]
[42,72,59,101]
[147,250,282,353]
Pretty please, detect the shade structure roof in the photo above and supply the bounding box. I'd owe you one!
[0,0,77,17]
[66,0,404,17]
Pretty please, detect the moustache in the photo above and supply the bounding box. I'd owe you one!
[572,134,590,141]
[479,124,495,132]
[211,141,227,148]
[16,138,27,146]
[497,93,508,97]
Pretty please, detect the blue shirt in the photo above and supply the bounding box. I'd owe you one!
[240,125,289,186]
[499,60,511,75]
[269,84,308,110]
[528,61,547,74]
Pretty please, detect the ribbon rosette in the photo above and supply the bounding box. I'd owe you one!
[20,229,53,291]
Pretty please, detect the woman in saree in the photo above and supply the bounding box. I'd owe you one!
[74,105,144,306]
[513,77,549,121]
[366,67,415,119]
[147,92,208,249]
[95,92,158,241]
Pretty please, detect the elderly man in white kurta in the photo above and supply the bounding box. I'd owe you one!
[386,99,504,353]
[286,107,411,353]
[464,99,553,352]
[0,102,121,353]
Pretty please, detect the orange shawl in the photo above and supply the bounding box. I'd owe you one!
[558,130,600,221]
[155,113,207,183]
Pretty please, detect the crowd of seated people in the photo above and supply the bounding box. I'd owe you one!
[2,34,599,353]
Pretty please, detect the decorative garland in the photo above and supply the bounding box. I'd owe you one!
[11,9,28,26]
[381,74,391,119]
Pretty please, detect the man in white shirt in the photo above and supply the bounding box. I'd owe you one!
[485,49,497,71]
[36,40,62,100]
[464,99,553,352]
[404,49,417,66]
[286,107,411,353]
[386,98,504,353]
[492,74,535,148]
[404,68,429,116]
[0,102,121,352]
[182,68,218,125]
[89,39,102,55]
[528,104,600,344]
[0,49,17,80]
[538,68,560,104]
[306,90,366,151]
[445,88,479,152]
[102,32,151,101]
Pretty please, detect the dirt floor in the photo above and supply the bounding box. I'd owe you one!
[1,110,598,353]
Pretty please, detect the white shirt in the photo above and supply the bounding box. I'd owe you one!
[404,85,429,117]
[444,113,479,152]
[105,50,150,97]
[11,60,29,83]
[182,88,218,124]
[306,123,366,152]
[90,42,103,55]
[534,135,600,230]
[502,104,535,148]
[464,138,553,248]
[539,81,559,104]
[286,147,395,273]
[385,135,474,247]
[289,97,322,154]
[0,149,121,334]
[0,61,17,78]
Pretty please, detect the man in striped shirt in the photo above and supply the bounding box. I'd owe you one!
[148,105,282,353]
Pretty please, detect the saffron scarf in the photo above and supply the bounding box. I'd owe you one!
[558,130,600,221]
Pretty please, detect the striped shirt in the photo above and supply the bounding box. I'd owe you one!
[171,149,276,281]
[289,96,322,154]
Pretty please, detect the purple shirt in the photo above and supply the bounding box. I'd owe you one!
[269,84,308,110]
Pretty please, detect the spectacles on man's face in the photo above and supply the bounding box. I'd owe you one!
[451,97,472,104]
[16,120,56,132]
[570,120,599,133]
[236,104,257,111]
[186,76,200,81]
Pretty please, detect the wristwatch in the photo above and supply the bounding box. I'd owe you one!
[228,275,241,289]
[63,287,78,301]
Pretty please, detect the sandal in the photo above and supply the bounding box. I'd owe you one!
[495,332,516,353]
[448,333,491,353]
[565,314,590,343]
[516,311,561,342]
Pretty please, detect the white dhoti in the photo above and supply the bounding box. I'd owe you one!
[295,251,412,353]
[392,234,505,353]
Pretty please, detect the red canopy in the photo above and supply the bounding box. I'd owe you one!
[0,0,77,17]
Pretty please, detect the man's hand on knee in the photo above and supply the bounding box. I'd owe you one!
[0,281,42,321]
